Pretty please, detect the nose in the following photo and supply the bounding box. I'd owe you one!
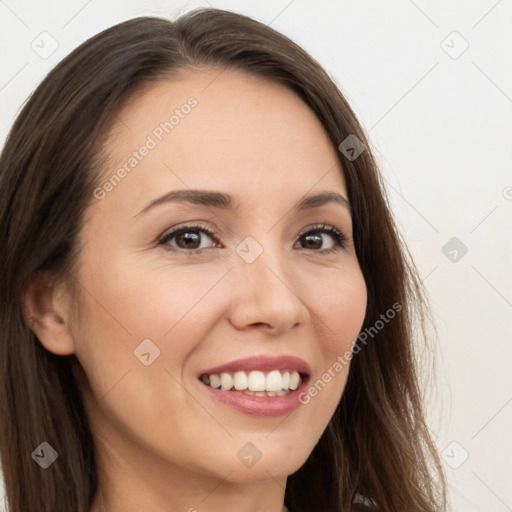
[227,240,310,334]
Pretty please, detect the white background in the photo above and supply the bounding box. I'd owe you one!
[1,1,511,511]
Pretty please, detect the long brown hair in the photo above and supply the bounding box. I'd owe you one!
[0,8,448,512]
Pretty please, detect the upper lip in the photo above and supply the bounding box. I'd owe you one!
[198,354,311,377]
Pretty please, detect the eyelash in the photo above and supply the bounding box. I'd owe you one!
[158,222,347,255]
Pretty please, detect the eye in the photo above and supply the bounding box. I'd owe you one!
[158,222,220,253]
[294,224,347,254]
[158,222,347,255]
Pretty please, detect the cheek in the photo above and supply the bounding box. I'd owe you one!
[298,267,367,419]
[71,258,231,410]
[75,253,226,348]
[70,262,216,460]
[310,267,368,351]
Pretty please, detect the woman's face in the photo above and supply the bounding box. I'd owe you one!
[69,68,367,502]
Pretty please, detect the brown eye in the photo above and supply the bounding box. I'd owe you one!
[158,223,218,253]
[158,222,346,255]
[295,224,346,253]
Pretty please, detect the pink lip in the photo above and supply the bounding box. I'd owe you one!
[198,375,311,417]
[198,354,311,377]
[196,355,312,418]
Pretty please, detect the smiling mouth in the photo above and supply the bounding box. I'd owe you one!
[198,369,308,396]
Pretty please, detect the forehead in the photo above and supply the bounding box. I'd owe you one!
[93,67,347,215]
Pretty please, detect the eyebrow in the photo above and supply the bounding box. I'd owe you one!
[135,189,351,217]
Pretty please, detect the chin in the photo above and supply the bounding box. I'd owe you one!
[222,445,312,483]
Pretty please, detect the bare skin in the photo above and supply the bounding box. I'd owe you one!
[25,67,367,512]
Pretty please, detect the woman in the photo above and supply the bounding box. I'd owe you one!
[0,8,448,512]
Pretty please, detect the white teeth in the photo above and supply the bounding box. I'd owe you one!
[220,373,233,391]
[201,369,303,393]
[248,370,266,391]
[266,370,283,391]
[289,370,300,390]
[233,371,248,390]
[209,374,221,389]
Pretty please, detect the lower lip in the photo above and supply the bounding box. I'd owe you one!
[198,377,310,417]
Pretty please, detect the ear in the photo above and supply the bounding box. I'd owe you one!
[22,272,76,355]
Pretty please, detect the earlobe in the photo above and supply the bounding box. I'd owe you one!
[22,273,76,356]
